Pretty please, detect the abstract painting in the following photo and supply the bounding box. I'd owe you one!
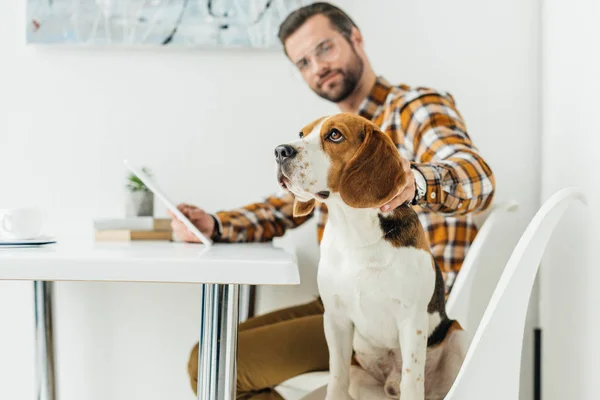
[27,0,312,48]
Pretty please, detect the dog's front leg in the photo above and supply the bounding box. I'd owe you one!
[323,310,355,400]
[398,310,428,400]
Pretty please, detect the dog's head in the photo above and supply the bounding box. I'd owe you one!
[275,113,407,217]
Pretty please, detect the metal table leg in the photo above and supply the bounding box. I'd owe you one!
[33,280,245,400]
[197,284,240,400]
[238,284,252,323]
[34,281,57,400]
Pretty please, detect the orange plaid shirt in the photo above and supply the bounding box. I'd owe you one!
[213,76,495,293]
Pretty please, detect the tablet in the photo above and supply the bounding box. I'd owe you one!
[123,159,213,248]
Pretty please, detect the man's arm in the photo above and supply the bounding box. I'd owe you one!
[211,190,314,242]
[403,90,495,215]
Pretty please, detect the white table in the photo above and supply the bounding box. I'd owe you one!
[0,241,299,400]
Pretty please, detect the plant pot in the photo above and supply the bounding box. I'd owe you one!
[126,191,154,217]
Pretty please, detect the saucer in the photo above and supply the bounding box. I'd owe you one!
[0,235,57,246]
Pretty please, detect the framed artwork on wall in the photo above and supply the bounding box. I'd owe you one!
[26,0,312,48]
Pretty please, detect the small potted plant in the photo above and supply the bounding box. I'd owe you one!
[125,167,154,217]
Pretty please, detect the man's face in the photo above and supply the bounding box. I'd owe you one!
[284,15,364,103]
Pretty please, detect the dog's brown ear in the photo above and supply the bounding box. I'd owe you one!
[340,123,406,208]
[293,198,316,218]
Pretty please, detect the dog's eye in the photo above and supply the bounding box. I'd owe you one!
[299,132,304,138]
[327,129,344,143]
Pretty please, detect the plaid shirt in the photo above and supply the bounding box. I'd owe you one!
[213,76,495,293]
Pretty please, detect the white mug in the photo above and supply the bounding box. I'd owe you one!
[0,208,44,240]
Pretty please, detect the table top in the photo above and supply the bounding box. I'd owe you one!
[0,241,299,285]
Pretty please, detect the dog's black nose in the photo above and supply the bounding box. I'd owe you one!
[274,145,297,164]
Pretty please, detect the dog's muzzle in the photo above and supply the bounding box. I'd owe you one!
[274,145,297,164]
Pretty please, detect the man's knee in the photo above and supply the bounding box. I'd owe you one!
[187,342,199,395]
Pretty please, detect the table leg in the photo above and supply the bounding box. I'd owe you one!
[197,284,239,400]
[34,281,57,400]
[238,285,251,323]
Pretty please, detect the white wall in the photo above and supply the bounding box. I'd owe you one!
[0,1,541,399]
[540,1,600,399]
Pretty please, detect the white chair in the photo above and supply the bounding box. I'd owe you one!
[445,200,519,336]
[277,200,519,400]
[443,187,586,399]
[295,187,586,399]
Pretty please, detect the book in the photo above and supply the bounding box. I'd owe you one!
[94,229,173,242]
[93,217,172,231]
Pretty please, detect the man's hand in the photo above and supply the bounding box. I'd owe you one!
[169,203,216,243]
[380,158,416,212]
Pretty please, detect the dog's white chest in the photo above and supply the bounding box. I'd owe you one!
[318,239,434,348]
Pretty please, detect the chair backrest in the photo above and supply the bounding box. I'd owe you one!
[446,201,519,336]
[444,187,587,400]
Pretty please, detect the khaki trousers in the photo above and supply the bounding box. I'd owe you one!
[187,298,329,400]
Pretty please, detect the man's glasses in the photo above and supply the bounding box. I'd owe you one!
[292,38,341,77]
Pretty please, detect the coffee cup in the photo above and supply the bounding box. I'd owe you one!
[0,208,44,240]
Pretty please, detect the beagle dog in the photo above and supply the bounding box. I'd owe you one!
[274,113,467,400]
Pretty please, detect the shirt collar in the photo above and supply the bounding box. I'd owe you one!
[357,76,394,121]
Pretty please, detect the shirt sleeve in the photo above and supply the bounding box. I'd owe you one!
[211,190,314,243]
[401,90,496,215]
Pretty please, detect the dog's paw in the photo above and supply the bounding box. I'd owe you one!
[384,381,401,398]
[399,381,424,400]
[325,394,353,400]
[325,386,354,400]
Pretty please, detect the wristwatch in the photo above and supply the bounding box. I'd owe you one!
[210,214,221,239]
[411,168,427,205]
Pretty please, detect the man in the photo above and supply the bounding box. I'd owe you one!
[175,3,495,399]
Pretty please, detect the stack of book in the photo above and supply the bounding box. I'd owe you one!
[93,217,173,242]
